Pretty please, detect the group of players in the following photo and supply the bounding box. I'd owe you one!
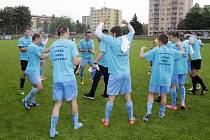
[17,17,207,138]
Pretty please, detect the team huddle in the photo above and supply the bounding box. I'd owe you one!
[17,18,208,138]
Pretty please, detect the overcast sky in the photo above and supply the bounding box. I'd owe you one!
[1,0,210,23]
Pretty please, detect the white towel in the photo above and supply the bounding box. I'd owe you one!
[189,45,195,54]
[189,36,196,45]
[88,65,100,73]
[121,35,130,53]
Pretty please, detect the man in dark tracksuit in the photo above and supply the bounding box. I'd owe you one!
[83,29,109,99]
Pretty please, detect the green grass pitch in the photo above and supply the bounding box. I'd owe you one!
[0,39,209,140]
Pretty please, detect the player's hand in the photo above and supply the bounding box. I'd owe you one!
[100,17,107,23]
[175,42,182,48]
[122,20,129,25]
[141,46,146,50]
[92,63,97,68]
[78,57,82,64]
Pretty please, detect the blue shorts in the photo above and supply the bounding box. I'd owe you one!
[171,74,186,85]
[80,58,94,68]
[53,80,78,101]
[27,74,41,85]
[107,73,132,96]
[149,84,170,94]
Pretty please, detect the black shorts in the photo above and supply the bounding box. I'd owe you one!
[191,59,201,70]
[20,60,28,71]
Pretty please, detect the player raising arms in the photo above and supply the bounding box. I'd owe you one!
[95,18,136,126]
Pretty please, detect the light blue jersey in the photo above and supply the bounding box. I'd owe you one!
[79,39,94,59]
[39,39,46,49]
[18,36,32,60]
[180,42,192,74]
[98,42,108,67]
[38,39,46,53]
[170,43,183,74]
[100,32,134,75]
[26,43,43,75]
[192,39,202,60]
[50,39,79,83]
[144,45,181,86]
[166,41,172,48]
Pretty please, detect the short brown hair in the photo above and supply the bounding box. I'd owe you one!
[32,33,41,41]
[57,26,69,36]
[158,34,168,45]
[102,29,109,34]
[85,31,92,35]
[24,27,31,32]
[110,26,123,37]
[171,32,180,39]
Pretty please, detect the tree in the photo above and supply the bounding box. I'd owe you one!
[130,13,143,35]
[122,26,129,35]
[142,23,148,35]
[75,20,87,34]
[0,6,31,34]
[178,3,210,30]
[202,7,210,30]
[76,20,82,34]
[49,16,76,35]
[43,20,50,34]
[13,6,32,34]
[0,7,15,34]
